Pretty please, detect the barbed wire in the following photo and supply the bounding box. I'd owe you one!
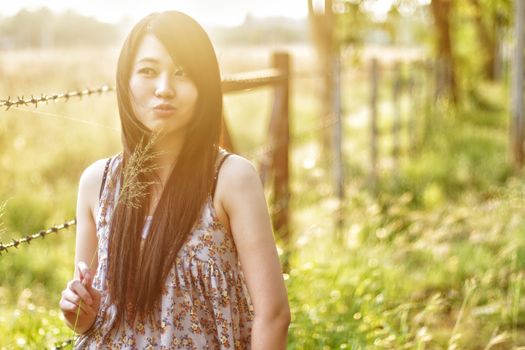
[0,219,76,255]
[0,107,332,254]
[0,71,285,111]
[0,85,114,111]
[0,61,431,112]
[0,62,430,348]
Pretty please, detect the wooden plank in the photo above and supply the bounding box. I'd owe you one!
[222,69,286,94]
[392,62,402,172]
[270,52,291,272]
[370,59,379,186]
[332,53,344,203]
[220,113,235,152]
[511,0,525,167]
[258,85,283,187]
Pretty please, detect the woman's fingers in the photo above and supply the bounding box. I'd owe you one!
[61,288,98,315]
[61,288,80,305]
[78,261,98,301]
[77,261,91,284]
[67,279,93,306]
[59,263,101,326]
[59,296,88,316]
[59,273,101,334]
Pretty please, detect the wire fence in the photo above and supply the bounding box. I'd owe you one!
[1,57,430,349]
[0,64,281,348]
[0,219,76,255]
[0,85,114,110]
[0,59,430,253]
[0,114,340,256]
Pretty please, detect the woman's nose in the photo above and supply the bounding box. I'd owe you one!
[154,73,175,99]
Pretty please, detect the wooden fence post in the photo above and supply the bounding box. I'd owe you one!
[392,62,402,173]
[270,52,291,272]
[423,59,434,143]
[370,59,379,187]
[511,0,525,167]
[408,63,418,155]
[308,0,336,165]
[220,113,235,152]
[332,52,344,236]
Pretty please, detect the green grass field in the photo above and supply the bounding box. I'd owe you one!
[0,45,524,349]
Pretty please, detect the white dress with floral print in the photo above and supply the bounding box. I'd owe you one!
[75,151,254,349]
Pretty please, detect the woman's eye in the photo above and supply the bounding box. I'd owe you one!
[138,67,156,75]
[174,68,186,77]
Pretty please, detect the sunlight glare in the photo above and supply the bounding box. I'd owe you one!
[0,0,308,26]
[361,0,395,22]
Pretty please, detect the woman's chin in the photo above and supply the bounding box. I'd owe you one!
[149,124,190,139]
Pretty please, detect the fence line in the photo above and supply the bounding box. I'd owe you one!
[0,114,340,254]
[0,112,339,255]
[367,58,432,185]
[0,57,432,256]
[0,85,114,110]
[222,68,286,93]
[0,69,349,113]
[0,219,76,255]
[1,53,433,349]
[0,56,291,258]
[0,70,289,112]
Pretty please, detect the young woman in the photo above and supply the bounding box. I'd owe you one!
[58,11,290,349]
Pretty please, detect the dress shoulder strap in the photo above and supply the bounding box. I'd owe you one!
[98,156,113,200]
[211,148,232,201]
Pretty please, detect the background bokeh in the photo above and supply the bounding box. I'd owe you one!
[1,1,524,349]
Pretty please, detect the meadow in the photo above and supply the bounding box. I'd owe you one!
[0,43,524,349]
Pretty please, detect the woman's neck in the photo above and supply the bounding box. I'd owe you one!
[151,131,185,183]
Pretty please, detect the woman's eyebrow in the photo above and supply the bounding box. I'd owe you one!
[136,57,159,65]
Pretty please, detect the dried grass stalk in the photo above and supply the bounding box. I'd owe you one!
[116,132,163,209]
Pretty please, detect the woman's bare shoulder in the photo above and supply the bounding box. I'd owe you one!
[79,158,111,188]
[217,153,261,199]
[78,156,117,210]
[73,158,113,220]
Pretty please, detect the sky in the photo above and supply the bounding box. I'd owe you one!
[0,0,309,26]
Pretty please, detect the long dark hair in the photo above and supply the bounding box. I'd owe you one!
[105,11,222,335]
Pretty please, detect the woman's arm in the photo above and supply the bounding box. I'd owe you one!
[219,156,291,350]
[59,159,105,334]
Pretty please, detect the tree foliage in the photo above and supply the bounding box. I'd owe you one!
[328,0,514,103]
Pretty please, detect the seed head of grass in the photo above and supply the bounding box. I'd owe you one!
[116,132,164,209]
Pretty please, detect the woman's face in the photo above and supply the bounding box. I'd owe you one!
[129,34,198,135]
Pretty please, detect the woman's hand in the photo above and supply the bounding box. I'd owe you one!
[59,261,101,334]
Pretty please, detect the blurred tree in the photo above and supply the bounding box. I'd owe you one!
[1,8,52,48]
[511,0,525,166]
[308,0,346,211]
[431,0,458,102]
[466,0,511,80]
[308,0,336,162]
[307,0,368,162]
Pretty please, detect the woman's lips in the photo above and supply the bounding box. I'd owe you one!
[153,104,176,117]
